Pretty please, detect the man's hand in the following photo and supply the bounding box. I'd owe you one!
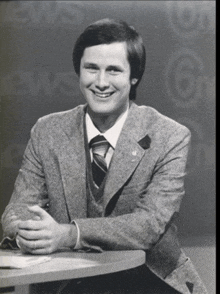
[16,205,77,254]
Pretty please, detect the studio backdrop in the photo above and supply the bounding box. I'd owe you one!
[0,1,215,243]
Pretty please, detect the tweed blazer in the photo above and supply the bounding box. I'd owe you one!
[1,102,207,294]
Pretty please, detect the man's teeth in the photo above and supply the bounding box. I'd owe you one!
[95,92,112,98]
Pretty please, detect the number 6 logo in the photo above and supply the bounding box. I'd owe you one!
[165,48,204,108]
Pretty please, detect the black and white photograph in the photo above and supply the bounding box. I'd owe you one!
[0,1,215,294]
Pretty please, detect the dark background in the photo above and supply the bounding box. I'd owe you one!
[0,1,215,244]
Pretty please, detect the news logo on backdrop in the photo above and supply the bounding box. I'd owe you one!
[165,1,215,173]
[167,1,215,39]
[0,1,85,27]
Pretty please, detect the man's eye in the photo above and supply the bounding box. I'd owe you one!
[85,66,98,72]
[108,68,121,74]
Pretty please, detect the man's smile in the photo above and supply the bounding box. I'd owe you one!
[90,89,115,98]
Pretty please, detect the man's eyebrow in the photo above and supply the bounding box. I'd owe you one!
[82,62,123,70]
[83,62,98,67]
[107,65,123,70]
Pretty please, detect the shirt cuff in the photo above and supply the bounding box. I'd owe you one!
[70,220,81,250]
[0,236,19,250]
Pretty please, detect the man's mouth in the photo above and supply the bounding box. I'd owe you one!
[91,90,114,98]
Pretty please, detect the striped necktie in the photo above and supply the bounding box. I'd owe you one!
[90,135,110,187]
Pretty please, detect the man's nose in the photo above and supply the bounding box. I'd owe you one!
[95,71,109,90]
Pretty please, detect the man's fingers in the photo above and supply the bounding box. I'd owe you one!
[18,219,42,230]
[16,235,51,252]
[27,205,50,220]
[18,229,38,240]
[16,235,21,249]
[18,228,49,240]
[24,247,53,255]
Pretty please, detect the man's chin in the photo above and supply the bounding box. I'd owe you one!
[88,107,112,117]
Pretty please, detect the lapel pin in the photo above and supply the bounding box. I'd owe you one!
[132,150,137,156]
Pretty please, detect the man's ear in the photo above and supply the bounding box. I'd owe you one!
[131,78,138,85]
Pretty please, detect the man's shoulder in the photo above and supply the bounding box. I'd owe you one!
[39,104,85,122]
[133,103,190,134]
[29,104,86,139]
[34,104,85,128]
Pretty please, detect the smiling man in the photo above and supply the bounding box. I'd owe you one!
[1,19,207,294]
[80,42,134,132]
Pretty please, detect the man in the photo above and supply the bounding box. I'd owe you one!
[1,19,207,294]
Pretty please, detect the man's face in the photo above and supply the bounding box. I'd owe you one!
[79,42,133,120]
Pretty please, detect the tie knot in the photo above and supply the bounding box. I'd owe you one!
[90,135,109,157]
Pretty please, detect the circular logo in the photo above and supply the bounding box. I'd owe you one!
[167,1,215,39]
[165,48,204,108]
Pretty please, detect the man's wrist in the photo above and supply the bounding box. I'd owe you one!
[60,224,78,249]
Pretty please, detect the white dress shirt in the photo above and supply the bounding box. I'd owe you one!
[85,109,129,167]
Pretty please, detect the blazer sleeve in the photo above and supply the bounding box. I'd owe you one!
[1,120,49,242]
[74,126,191,252]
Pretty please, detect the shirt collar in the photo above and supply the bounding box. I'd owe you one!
[86,108,129,149]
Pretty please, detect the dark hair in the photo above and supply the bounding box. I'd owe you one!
[72,18,146,100]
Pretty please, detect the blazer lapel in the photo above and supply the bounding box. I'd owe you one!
[57,106,87,220]
[102,103,150,209]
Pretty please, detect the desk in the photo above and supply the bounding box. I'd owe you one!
[0,250,145,294]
